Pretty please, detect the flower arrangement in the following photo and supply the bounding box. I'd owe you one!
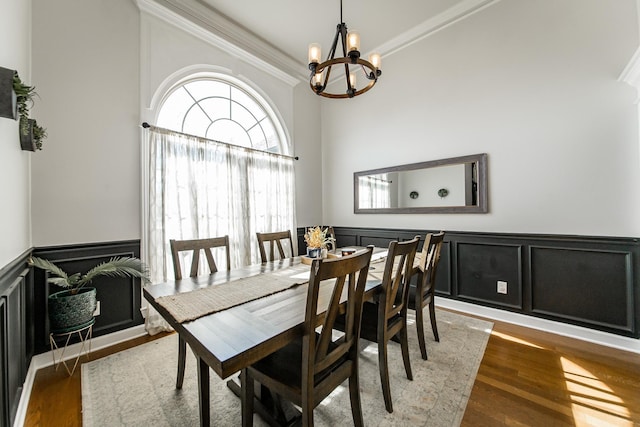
[304,226,335,249]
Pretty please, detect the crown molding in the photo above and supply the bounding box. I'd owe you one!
[135,0,304,86]
[374,0,502,58]
[619,48,640,104]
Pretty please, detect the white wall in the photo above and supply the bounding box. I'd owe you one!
[322,0,640,237]
[293,83,323,226]
[31,0,141,246]
[0,0,31,267]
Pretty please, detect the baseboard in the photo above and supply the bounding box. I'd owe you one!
[437,298,640,354]
[13,324,148,427]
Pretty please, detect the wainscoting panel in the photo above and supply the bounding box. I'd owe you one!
[530,246,634,333]
[32,240,143,355]
[0,250,31,427]
[456,242,523,309]
[299,227,640,338]
[434,241,452,295]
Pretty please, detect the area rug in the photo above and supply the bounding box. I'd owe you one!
[82,310,492,426]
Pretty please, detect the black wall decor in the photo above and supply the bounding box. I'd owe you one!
[0,66,17,120]
[297,226,640,338]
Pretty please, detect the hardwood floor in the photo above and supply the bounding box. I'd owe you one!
[24,311,640,426]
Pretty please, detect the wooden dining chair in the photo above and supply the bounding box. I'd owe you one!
[335,235,420,413]
[169,236,231,388]
[256,230,294,262]
[240,247,374,427]
[409,231,445,360]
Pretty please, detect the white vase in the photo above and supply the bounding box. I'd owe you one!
[307,247,321,258]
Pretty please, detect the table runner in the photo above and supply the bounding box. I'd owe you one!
[155,263,312,323]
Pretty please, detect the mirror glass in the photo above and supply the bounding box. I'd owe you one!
[354,153,488,214]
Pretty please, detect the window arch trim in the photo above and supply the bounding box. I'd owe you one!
[150,66,291,156]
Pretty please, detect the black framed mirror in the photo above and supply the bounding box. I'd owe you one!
[354,153,488,214]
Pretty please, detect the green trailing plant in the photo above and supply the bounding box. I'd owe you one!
[13,73,36,136]
[32,120,47,150]
[29,256,151,294]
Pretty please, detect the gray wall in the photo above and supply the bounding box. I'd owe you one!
[31,0,142,246]
[321,0,640,237]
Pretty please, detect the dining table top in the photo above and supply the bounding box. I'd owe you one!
[143,248,388,380]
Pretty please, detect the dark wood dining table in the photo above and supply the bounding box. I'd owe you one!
[143,249,387,427]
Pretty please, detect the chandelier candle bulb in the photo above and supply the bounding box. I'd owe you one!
[347,30,360,52]
[349,73,356,88]
[308,43,322,64]
[369,52,381,69]
[313,72,323,87]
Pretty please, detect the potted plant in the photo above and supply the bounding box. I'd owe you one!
[13,73,36,136]
[20,118,47,151]
[30,256,150,333]
[303,226,335,258]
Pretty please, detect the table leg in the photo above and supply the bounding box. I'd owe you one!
[197,357,210,427]
[227,378,300,426]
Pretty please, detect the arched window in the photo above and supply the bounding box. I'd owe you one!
[156,78,285,154]
[143,73,296,298]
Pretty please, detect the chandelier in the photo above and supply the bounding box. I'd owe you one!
[307,0,382,99]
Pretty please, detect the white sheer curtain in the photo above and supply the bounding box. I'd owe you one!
[142,126,296,334]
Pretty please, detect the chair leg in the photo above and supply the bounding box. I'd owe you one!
[416,302,428,360]
[377,338,393,413]
[429,299,440,342]
[176,336,187,389]
[241,369,254,427]
[301,392,314,427]
[399,322,413,381]
[348,367,364,427]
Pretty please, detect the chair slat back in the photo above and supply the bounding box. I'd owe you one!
[380,236,420,319]
[303,247,373,380]
[169,236,231,280]
[419,231,445,298]
[256,231,294,262]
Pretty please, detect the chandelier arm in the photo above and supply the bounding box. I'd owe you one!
[327,24,341,62]
[337,23,355,95]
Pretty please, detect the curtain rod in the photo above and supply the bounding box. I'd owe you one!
[141,122,299,161]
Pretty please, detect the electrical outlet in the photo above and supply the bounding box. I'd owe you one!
[497,281,508,294]
[94,301,101,316]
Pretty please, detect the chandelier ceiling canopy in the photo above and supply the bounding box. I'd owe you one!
[307,0,382,99]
